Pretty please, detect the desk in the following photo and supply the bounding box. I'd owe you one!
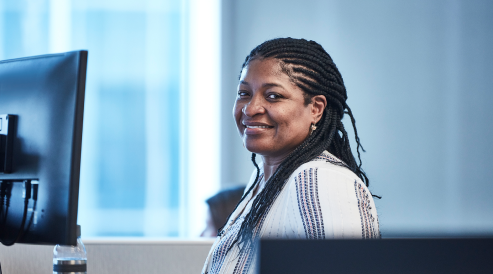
[0,238,214,274]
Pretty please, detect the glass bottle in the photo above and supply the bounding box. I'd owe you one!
[53,225,87,274]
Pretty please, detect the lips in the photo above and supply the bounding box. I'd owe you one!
[245,125,270,129]
[242,121,274,135]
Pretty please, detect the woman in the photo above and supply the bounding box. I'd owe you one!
[202,38,380,274]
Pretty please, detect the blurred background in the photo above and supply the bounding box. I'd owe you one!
[1,0,492,238]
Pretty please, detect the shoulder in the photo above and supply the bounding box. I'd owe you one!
[282,151,380,239]
[288,151,362,188]
[285,151,375,216]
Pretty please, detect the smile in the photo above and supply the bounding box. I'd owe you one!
[246,125,272,129]
[242,122,274,135]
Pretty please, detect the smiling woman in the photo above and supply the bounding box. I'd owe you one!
[202,38,380,274]
[234,58,326,171]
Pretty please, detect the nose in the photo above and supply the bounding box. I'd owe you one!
[242,94,265,117]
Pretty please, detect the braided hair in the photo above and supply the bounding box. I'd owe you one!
[220,37,377,253]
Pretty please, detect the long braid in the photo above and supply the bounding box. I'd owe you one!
[223,38,378,255]
[217,153,260,236]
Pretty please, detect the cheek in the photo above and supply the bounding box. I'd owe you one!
[276,107,308,127]
[277,108,312,137]
[233,102,243,124]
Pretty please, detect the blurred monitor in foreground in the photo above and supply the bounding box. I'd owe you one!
[258,238,493,274]
[0,51,87,246]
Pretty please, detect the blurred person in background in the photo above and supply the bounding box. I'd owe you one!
[202,38,380,274]
[200,186,246,237]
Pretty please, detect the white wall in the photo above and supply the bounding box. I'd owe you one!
[220,0,493,236]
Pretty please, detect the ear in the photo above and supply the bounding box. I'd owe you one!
[310,95,327,124]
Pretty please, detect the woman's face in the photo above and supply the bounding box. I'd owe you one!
[234,58,324,161]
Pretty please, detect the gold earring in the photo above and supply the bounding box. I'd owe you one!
[310,123,317,135]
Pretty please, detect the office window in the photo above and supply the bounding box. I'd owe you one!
[0,0,220,237]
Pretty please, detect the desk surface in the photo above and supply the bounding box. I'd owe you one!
[0,238,214,274]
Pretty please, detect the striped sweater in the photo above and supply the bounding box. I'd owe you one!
[202,151,380,274]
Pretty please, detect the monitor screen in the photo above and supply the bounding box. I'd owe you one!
[0,50,87,246]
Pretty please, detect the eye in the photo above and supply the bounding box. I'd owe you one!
[267,93,283,100]
[237,90,250,97]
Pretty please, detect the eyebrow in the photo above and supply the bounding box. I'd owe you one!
[239,81,284,89]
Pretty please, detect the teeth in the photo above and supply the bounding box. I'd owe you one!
[246,125,270,128]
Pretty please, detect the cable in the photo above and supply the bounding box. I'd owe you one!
[0,181,13,243]
[23,183,38,236]
[1,180,31,246]
[2,182,12,224]
[0,181,5,222]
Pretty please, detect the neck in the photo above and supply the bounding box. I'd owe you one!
[260,155,287,182]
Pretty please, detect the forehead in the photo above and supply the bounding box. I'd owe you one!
[239,58,290,84]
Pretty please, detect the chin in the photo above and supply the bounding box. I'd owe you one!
[244,142,272,156]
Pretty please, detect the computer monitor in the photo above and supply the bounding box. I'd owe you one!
[0,50,87,246]
[258,238,493,274]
